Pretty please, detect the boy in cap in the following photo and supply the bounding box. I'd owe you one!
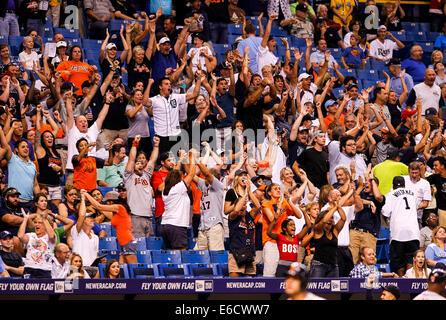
[0,230,24,277]
[285,263,325,300]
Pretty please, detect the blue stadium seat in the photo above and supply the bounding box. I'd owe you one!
[370,59,387,71]
[246,16,267,27]
[121,72,128,86]
[418,23,430,33]
[376,226,390,263]
[377,264,391,273]
[357,69,380,81]
[290,37,307,48]
[209,250,228,264]
[227,34,240,45]
[216,263,228,277]
[151,250,182,264]
[256,264,264,277]
[146,237,164,250]
[134,237,147,251]
[187,263,220,277]
[362,80,378,89]
[99,249,120,261]
[401,22,418,32]
[98,263,129,278]
[158,263,189,277]
[339,68,357,78]
[330,48,342,59]
[98,224,112,236]
[136,250,152,264]
[390,31,406,42]
[228,24,243,35]
[420,42,434,53]
[108,19,125,32]
[54,27,80,39]
[99,237,118,251]
[44,26,54,38]
[213,43,231,56]
[128,263,159,278]
[98,187,114,196]
[8,36,24,48]
[0,36,6,44]
[181,250,211,264]
[407,31,427,42]
[81,38,104,50]
[429,32,440,42]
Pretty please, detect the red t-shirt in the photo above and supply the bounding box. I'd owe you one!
[277,233,299,262]
[150,170,169,218]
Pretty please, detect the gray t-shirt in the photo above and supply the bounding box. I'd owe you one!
[125,105,150,138]
[370,104,391,132]
[197,177,225,231]
[123,169,153,217]
[420,226,433,248]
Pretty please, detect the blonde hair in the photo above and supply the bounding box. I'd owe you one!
[130,22,142,42]
[280,167,296,186]
[133,45,145,56]
[432,50,444,64]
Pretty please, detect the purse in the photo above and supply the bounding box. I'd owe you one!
[232,246,254,266]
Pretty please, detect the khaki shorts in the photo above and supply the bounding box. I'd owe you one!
[228,253,256,275]
[195,223,225,251]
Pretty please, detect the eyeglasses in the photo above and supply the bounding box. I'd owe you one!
[67,193,78,196]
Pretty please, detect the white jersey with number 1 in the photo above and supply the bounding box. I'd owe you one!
[382,188,420,242]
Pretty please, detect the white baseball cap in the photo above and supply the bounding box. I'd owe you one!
[378,25,387,31]
[159,37,171,45]
[298,73,312,82]
[106,43,117,50]
[56,41,67,48]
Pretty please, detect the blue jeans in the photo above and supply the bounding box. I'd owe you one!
[0,13,20,36]
[309,260,339,278]
[209,22,228,44]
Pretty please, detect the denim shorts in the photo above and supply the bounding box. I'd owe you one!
[120,239,138,255]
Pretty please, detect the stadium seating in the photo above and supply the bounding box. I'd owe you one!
[134,237,148,251]
[209,250,229,264]
[136,250,152,264]
[128,263,160,278]
[377,264,391,273]
[98,224,112,236]
[181,250,211,264]
[187,263,220,277]
[158,263,189,277]
[151,250,182,264]
[146,237,164,250]
[99,237,118,251]
[99,249,120,261]
[376,226,391,263]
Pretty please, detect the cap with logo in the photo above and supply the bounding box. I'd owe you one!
[401,108,417,121]
[298,73,312,82]
[159,37,171,45]
[0,230,13,240]
[325,99,337,109]
[425,107,438,117]
[56,41,67,48]
[393,176,405,189]
[380,284,400,300]
[106,43,117,50]
[3,187,21,198]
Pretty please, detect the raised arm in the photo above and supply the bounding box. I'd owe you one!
[261,14,277,49]
[95,91,112,131]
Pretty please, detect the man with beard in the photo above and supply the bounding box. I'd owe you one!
[328,134,367,184]
[0,188,30,255]
[124,135,159,237]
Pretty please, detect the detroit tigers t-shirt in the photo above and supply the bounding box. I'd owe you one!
[123,169,153,217]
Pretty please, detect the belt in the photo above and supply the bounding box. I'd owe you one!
[352,227,377,237]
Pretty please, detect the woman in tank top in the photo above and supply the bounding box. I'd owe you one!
[310,201,346,278]
[267,209,311,277]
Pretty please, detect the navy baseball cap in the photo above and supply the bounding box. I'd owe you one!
[0,230,12,240]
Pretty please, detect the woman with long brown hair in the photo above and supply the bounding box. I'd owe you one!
[404,249,430,279]
[159,150,197,250]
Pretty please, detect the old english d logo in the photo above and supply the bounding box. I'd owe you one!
[170,99,177,108]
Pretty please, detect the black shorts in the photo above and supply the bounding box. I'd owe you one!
[160,224,188,250]
[389,239,420,273]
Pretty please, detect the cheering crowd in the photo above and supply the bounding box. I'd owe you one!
[0,0,445,300]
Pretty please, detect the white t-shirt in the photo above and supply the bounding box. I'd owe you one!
[66,122,100,170]
[412,82,442,115]
[151,93,187,137]
[188,46,213,73]
[321,204,355,247]
[123,169,153,217]
[70,227,99,267]
[19,51,40,70]
[161,181,192,228]
[403,176,432,219]
[257,45,278,76]
[382,188,420,242]
[413,290,446,300]
[23,233,55,271]
[369,39,398,61]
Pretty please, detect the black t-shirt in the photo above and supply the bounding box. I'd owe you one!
[399,146,416,166]
[350,190,385,236]
[314,28,341,48]
[296,147,329,189]
[387,101,402,129]
[0,89,20,119]
[205,0,230,23]
[428,174,446,210]
[228,210,255,255]
[288,140,308,167]
[380,9,403,31]
[127,56,151,89]
[0,205,26,236]
[0,250,24,277]
[100,57,122,80]
[225,188,240,206]
[102,89,129,130]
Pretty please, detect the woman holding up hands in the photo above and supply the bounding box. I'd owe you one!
[18,209,56,278]
[160,150,197,250]
[99,26,130,77]
[81,188,137,264]
[267,206,311,277]
[309,200,347,278]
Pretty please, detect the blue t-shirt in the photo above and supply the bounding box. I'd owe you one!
[425,243,446,265]
[434,35,446,51]
[8,154,37,201]
[236,36,263,74]
[342,46,365,67]
[215,92,235,128]
[151,50,178,83]
[401,57,427,83]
